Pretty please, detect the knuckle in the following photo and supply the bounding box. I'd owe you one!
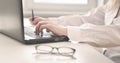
[46,24,50,26]
[41,25,46,27]
[38,22,41,24]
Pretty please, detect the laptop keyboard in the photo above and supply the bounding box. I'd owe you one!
[24,27,52,39]
[24,27,69,43]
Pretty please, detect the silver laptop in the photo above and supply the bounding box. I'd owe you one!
[0,0,69,44]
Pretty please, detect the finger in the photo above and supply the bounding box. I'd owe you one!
[38,25,46,35]
[29,20,37,26]
[37,21,49,34]
[35,21,47,35]
[31,18,46,25]
[35,23,40,35]
[35,26,37,35]
[33,17,41,23]
[46,29,50,32]
[29,16,39,21]
[37,21,48,26]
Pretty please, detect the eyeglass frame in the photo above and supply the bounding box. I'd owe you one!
[34,45,76,58]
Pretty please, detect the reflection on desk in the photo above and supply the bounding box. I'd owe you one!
[0,33,114,63]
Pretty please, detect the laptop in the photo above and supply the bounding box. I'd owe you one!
[0,0,69,44]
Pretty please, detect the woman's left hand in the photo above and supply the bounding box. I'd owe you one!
[35,21,67,36]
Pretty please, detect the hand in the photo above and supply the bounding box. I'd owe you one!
[29,16,47,26]
[35,21,67,36]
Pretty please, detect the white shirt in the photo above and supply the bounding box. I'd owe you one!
[48,2,120,47]
[47,2,120,62]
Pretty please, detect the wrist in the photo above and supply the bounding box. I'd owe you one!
[63,27,68,36]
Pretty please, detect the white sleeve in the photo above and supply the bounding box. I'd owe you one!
[47,7,105,26]
[67,24,120,47]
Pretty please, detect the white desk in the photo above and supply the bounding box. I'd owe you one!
[0,33,114,63]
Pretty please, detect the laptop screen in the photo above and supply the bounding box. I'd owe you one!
[0,0,25,42]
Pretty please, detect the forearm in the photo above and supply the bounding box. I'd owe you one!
[67,24,120,47]
[47,15,84,26]
[47,7,105,26]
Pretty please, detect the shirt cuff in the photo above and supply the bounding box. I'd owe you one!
[67,26,81,44]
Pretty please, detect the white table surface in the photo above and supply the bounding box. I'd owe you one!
[0,33,114,63]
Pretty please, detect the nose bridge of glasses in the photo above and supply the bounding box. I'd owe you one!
[50,47,59,53]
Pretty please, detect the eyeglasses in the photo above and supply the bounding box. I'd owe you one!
[34,45,76,59]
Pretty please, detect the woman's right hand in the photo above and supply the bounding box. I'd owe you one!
[35,21,67,36]
[29,16,47,26]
